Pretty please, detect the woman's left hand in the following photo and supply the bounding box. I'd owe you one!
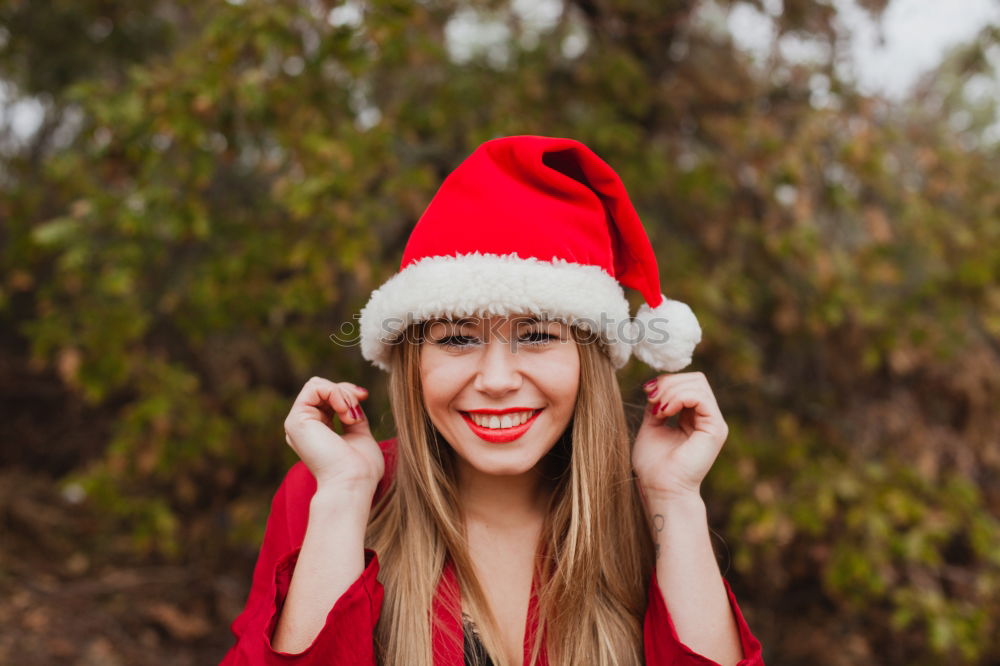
[632,371,730,501]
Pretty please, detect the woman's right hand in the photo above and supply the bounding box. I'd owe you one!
[283,377,384,493]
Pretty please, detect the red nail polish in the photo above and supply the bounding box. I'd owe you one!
[643,379,656,389]
[649,389,659,400]
[356,405,365,420]
[350,406,359,419]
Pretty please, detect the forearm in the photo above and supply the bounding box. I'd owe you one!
[645,491,743,666]
[271,485,375,653]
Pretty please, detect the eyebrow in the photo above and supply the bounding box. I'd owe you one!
[430,317,478,327]
[428,315,555,326]
[427,315,554,328]
[515,316,564,327]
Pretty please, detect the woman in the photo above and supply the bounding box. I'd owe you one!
[221,136,764,665]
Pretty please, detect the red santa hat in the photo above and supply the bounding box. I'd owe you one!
[358,135,701,372]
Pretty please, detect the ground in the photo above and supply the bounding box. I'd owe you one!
[0,469,249,665]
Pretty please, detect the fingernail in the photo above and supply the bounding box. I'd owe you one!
[350,406,359,419]
[643,379,656,389]
[356,405,365,420]
[656,402,668,414]
[648,389,659,400]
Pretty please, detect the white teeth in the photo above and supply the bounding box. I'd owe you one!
[468,410,536,429]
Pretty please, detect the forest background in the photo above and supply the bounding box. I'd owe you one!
[1,0,998,664]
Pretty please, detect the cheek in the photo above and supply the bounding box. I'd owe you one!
[419,350,469,411]
[419,377,444,416]
[536,346,581,407]
[418,352,442,411]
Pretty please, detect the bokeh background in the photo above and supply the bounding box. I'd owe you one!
[2,1,998,664]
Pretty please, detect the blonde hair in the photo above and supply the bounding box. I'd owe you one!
[365,323,655,665]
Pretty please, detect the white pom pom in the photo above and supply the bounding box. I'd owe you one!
[631,295,702,372]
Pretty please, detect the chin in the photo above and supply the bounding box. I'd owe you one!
[450,437,550,478]
[468,457,540,477]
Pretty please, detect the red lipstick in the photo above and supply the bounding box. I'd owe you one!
[460,408,543,443]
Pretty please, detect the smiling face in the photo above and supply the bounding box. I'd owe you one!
[418,314,581,480]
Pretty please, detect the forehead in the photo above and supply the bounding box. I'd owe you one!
[425,313,559,327]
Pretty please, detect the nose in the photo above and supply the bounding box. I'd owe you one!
[473,335,523,395]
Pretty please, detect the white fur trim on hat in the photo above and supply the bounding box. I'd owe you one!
[630,295,702,372]
[358,252,634,371]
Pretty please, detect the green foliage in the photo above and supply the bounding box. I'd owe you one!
[2,0,999,662]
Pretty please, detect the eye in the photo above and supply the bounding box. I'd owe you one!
[434,334,480,349]
[519,330,558,346]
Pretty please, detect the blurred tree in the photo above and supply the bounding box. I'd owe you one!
[1,0,998,663]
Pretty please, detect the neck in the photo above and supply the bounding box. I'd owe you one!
[455,460,550,530]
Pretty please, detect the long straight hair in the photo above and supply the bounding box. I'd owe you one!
[365,323,655,665]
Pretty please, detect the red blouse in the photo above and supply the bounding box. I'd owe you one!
[220,438,764,665]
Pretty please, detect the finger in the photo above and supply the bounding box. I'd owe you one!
[650,372,705,390]
[340,382,369,399]
[652,373,715,403]
[643,372,704,399]
[657,390,727,440]
[290,377,353,426]
[334,383,363,424]
[667,376,723,416]
[336,384,374,436]
[655,390,721,421]
[644,377,674,402]
[655,386,717,420]
[667,373,718,405]
[317,382,355,424]
[660,394,705,420]
[644,399,670,425]
[640,396,683,432]
[650,380,688,414]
